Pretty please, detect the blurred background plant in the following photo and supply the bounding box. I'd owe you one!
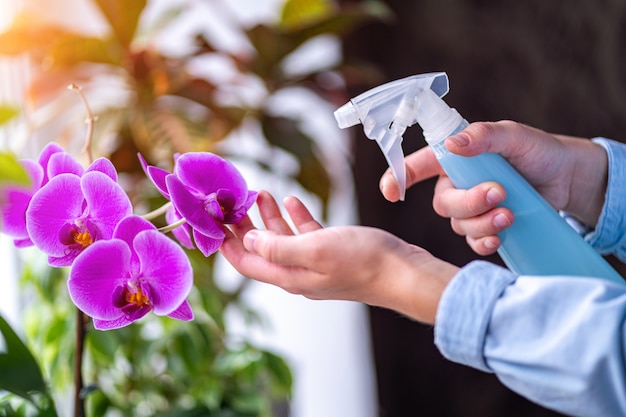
[0,0,390,415]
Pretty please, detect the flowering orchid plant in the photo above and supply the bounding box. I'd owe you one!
[0,133,268,415]
[2,142,256,331]
[0,0,390,414]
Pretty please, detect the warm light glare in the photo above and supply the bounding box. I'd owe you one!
[0,0,17,31]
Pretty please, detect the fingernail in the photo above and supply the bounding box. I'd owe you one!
[244,230,258,253]
[493,213,512,229]
[380,175,396,199]
[484,237,499,250]
[486,187,505,205]
[379,176,387,193]
[449,133,470,147]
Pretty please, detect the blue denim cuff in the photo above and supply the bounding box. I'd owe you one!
[586,138,626,262]
[434,260,517,372]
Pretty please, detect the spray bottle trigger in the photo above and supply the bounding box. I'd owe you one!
[377,133,406,201]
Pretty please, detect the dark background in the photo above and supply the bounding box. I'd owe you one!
[340,1,626,416]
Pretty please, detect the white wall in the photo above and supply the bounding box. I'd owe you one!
[0,0,26,329]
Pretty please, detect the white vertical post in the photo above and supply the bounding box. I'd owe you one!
[0,0,25,328]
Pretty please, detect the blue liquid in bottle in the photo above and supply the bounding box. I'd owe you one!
[431,119,624,284]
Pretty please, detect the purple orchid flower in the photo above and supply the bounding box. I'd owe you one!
[139,152,257,256]
[26,170,132,267]
[68,215,194,330]
[1,142,64,247]
[137,154,202,251]
[167,153,257,250]
[1,142,118,248]
[1,159,44,248]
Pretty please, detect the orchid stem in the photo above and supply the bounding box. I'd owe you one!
[68,83,96,166]
[142,201,173,220]
[73,308,87,417]
[158,217,186,233]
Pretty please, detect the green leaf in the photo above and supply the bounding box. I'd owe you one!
[0,315,48,400]
[93,0,147,47]
[280,0,334,30]
[262,350,293,395]
[0,105,19,126]
[0,153,29,187]
[48,34,121,67]
[247,2,391,80]
[153,406,213,417]
[87,326,119,361]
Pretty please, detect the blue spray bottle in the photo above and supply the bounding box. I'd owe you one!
[334,72,624,284]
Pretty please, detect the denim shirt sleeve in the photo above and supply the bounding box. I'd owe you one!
[435,261,626,417]
[585,138,626,262]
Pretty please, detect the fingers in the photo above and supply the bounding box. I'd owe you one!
[466,234,502,256]
[432,177,506,218]
[433,176,513,255]
[380,146,443,202]
[220,227,311,288]
[221,190,325,288]
[256,190,295,235]
[283,196,323,233]
[243,229,323,267]
[227,214,256,240]
[255,191,323,235]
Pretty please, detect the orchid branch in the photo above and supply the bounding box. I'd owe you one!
[158,217,187,233]
[73,308,87,417]
[142,201,173,220]
[67,83,95,417]
[68,84,96,166]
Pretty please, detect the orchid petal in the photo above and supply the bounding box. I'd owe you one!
[175,153,248,204]
[138,153,170,198]
[1,160,43,242]
[134,230,193,315]
[205,198,225,222]
[243,190,258,210]
[166,207,194,249]
[21,159,44,190]
[224,190,257,224]
[81,171,132,240]
[2,188,35,239]
[166,300,194,321]
[68,239,131,320]
[113,215,156,247]
[113,215,156,275]
[137,153,148,171]
[26,174,84,256]
[47,152,84,178]
[37,142,64,184]
[87,157,118,182]
[48,253,81,267]
[13,238,33,248]
[147,166,171,198]
[93,316,133,330]
[166,174,224,238]
[193,229,222,257]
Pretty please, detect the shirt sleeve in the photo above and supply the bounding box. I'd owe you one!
[435,260,626,417]
[585,138,626,262]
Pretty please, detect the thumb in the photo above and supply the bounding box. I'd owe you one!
[243,229,310,266]
[445,121,541,159]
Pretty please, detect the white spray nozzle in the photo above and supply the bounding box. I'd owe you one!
[333,72,450,201]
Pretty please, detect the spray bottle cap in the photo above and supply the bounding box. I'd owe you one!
[334,72,449,200]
